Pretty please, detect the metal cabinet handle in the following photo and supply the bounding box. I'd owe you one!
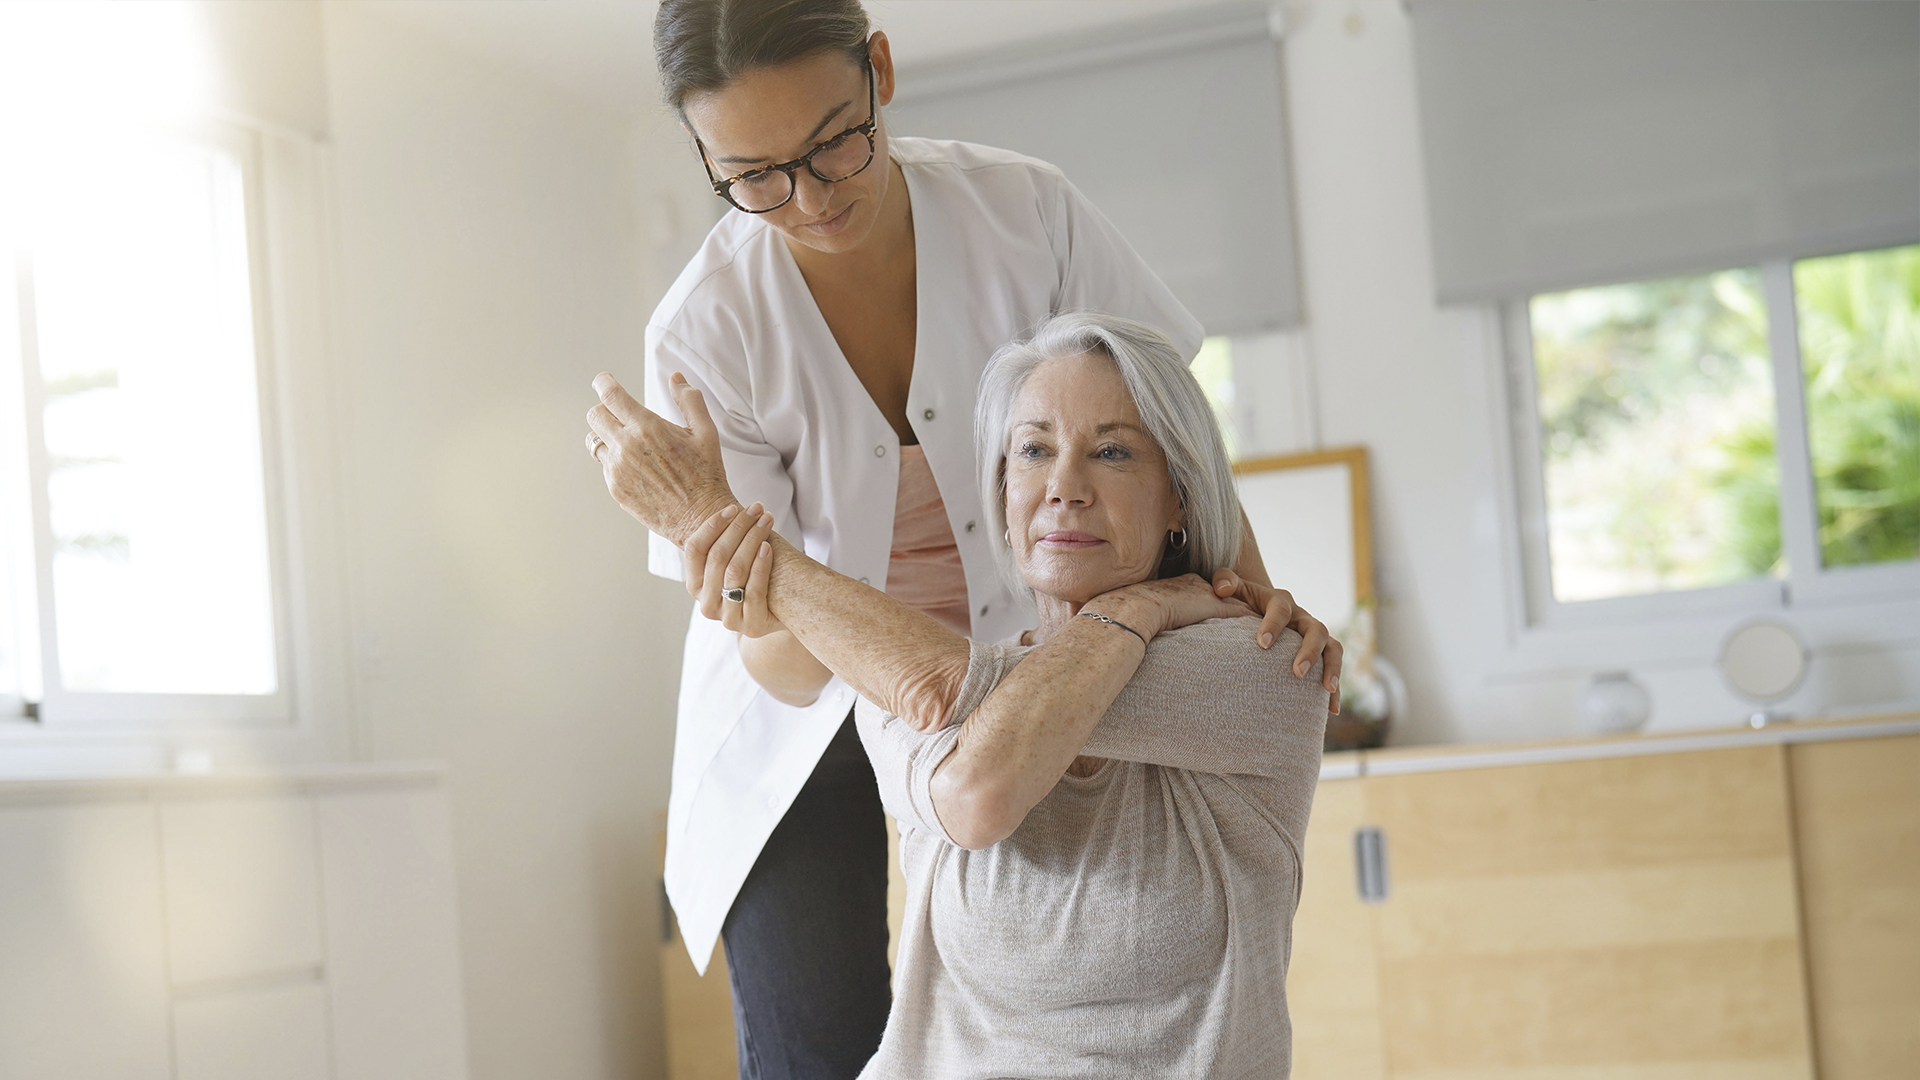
[1354,826,1389,903]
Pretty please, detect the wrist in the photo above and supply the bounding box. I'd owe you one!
[1080,593,1162,642]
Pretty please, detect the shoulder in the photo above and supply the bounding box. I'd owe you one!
[647,211,784,360]
[893,137,1075,212]
[1147,619,1311,682]
[893,136,1064,179]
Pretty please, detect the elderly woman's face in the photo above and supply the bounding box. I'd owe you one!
[1004,353,1185,604]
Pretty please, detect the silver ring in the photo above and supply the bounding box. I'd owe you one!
[722,587,745,603]
[587,432,605,453]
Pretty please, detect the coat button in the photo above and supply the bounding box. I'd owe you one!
[980,605,989,616]
[965,521,976,532]
[859,577,870,585]
[923,408,936,421]
[874,445,885,457]
[766,795,779,810]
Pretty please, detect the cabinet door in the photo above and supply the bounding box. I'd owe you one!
[160,797,324,987]
[174,981,331,1080]
[1789,734,1920,1079]
[0,802,172,1080]
[317,786,469,1080]
[1288,774,1388,1080]
[1363,745,1814,1080]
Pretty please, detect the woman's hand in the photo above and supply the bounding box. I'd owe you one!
[1085,574,1256,642]
[586,371,738,546]
[683,502,784,638]
[1210,568,1344,713]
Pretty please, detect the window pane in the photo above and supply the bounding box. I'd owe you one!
[29,137,277,694]
[1529,270,1780,602]
[1191,336,1240,461]
[1794,245,1920,570]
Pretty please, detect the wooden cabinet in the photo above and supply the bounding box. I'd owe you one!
[1788,734,1920,1080]
[1289,768,1388,1080]
[1289,723,1919,1080]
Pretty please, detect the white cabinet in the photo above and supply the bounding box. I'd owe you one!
[161,797,326,987]
[0,764,467,1080]
[318,787,468,1080]
[0,802,172,1080]
[174,982,332,1080]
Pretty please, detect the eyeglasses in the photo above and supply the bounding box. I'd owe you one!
[696,60,877,215]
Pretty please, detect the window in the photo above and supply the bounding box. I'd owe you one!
[1510,244,1920,624]
[0,124,290,726]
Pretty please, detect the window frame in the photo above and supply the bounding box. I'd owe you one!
[0,115,351,763]
[1488,253,1920,674]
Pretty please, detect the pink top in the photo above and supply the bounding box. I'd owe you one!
[888,445,972,636]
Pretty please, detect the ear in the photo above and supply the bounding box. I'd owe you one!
[869,31,896,107]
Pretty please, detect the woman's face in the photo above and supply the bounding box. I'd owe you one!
[681,33,897,257]
[1004,353,1186,605]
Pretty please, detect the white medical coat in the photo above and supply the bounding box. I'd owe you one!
[643,138,1203,973]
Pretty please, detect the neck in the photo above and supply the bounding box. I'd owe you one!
[785,157,914,279]
[1030,593,1086,645]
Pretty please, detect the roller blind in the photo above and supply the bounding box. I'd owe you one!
[1411,0,1920,303]
[888,3,1302,334]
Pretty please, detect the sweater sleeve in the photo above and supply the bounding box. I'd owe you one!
[1078,618,1328,784]
[853,638,1030,844]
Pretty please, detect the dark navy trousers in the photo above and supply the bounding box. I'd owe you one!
[719,713,892,1080]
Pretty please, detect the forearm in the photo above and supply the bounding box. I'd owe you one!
[737,630,834,708]
[760,535,973,727]
[1233,507,1271,587]
[930,595,1159,848]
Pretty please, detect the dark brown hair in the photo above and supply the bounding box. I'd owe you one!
[654,0,872,115]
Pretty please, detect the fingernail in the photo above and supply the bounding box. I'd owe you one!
[1329,675,1340,691]
[720,505,737,519]
[671,372,686,384]
[759,541,771,556]
[760,513,774,527]
[1259,633,1273,650]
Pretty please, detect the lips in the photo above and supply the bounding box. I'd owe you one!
[804,203,855,234]
[1037,530,1104,548]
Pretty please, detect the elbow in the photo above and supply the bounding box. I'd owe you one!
[890,657,968,734]
[928,762,1024,851]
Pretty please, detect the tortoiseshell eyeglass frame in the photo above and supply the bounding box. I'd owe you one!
[696,59,877,215]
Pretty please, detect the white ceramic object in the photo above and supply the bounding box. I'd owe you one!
[1719,619,1810,724]
[1578,671,1653,735]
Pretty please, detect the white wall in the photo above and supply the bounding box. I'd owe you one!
[1271,0,1920,745]
[322,5,690,1078]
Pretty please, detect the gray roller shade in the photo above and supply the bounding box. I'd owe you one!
[889,3,1302,334]
[1411,1,1920,303]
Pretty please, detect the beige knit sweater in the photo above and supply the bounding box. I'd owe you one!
[853,617,1329,1079]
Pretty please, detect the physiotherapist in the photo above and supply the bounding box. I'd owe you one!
[601,2,1345,1077]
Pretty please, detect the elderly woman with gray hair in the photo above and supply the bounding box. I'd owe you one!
[592,311,1327,1077]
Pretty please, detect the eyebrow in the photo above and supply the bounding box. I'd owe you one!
[713,97,855,167]
[1012,420,1148,437]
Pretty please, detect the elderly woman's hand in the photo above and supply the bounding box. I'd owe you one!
[683,502,785,638]
[586,371,738,545]
[1210,569,1343,713]
[1087,574,1257,643]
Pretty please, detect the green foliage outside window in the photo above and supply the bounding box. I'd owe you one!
[1536,245,1920,603]
[1531,269,1777,601]
[1795,246,1920,568]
